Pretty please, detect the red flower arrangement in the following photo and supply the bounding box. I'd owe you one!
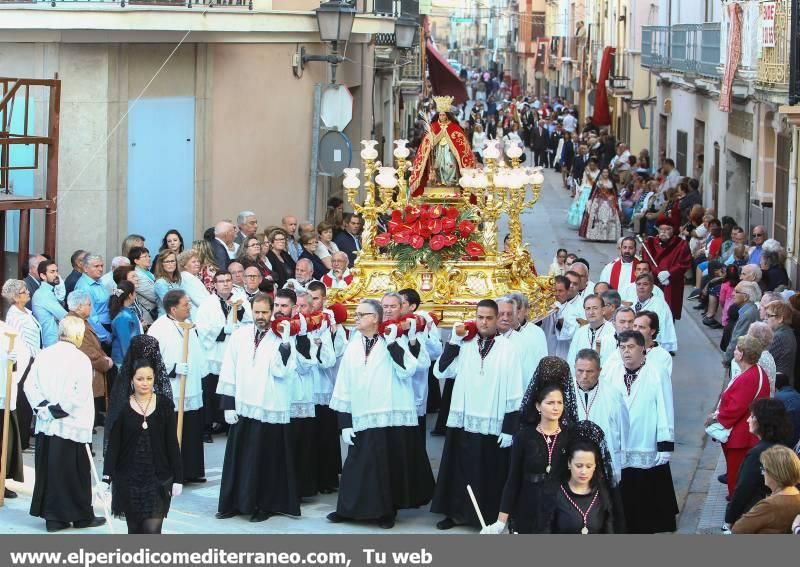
[375,204,484,271]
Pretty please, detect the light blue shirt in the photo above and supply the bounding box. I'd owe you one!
[75,273,111,343]
[154,278,182,316]
[288,238,303,262]
[32,282,67,347]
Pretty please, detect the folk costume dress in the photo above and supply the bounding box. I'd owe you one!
[26,341,96,526]
[567,167,599,228]
[330,333,434,521]
[216,325,301,517]
[581,183,622,242]
[147,314,208,480]
[431,333,523,527]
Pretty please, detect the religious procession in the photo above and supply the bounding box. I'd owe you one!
[1,0,800,543]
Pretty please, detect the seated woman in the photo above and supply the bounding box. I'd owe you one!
[732,445,800,533]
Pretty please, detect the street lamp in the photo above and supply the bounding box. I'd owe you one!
[394,14,418,51]
[292,0,356,83]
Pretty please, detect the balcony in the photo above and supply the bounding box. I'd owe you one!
[755,0,791,97]
[641,23,721,79]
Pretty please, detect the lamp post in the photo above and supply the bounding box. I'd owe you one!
[293,0,356,83]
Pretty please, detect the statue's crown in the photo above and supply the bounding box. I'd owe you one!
[434,96,454,113]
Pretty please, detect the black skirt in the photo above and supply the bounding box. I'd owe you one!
[314,405,342,491]
[218,418,300,517]
[336,426,434,520]
[431,428,510,527]
[432,379,454,433]
[30,434,93,523]
[620,464,678,533]
[289,416,318,497]
[179,409,205,479]
[0,410,24,482]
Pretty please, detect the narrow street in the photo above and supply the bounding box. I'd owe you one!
[0,169,724,534]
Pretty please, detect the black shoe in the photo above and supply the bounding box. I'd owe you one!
[249,510,273,523]
[718,473,728,485]
[210,422,225,434]
[215,511,238,519]
[377,514,395,529]
[46,520,70,533]
[203,433,213,444]
[326,511,346,523]
[4,488,17,499]
[430,429,445,437]
[436,517,458,530]
[73,516,106,529]
[185,477,207,484]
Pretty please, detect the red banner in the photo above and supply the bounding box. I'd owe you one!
[719,3,743,113]
[592,46,615,127]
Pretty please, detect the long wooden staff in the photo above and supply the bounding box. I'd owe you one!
[176,322,195,448]
[0,332,17,507]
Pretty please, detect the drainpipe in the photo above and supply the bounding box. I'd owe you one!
[787,127,799,260]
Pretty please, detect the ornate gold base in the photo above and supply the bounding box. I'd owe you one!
[327,252,554,328]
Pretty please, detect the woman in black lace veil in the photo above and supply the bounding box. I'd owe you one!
[482,357,577,534]
[101,335,182,534]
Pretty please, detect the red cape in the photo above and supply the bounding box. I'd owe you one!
[643,235,693,320]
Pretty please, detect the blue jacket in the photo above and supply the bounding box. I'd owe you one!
[111,307,142,365]
[32,282,67,347]
[775,386,800,446]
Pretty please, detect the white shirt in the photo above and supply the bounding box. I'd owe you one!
[599,259,636,298]
[509,322,547,391]
[434,335,523,436]
[216,326,295,423]
[148,315,208,412]
[566,320,617,376]
[195,293,253,374]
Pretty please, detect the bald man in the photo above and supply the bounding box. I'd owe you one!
[210,221,236,269]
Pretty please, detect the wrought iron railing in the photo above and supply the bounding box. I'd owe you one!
[756,0,791,92]
[641,23,720,77]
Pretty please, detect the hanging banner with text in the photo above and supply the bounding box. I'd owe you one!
[761,2,776,48]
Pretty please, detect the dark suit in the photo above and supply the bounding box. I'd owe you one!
[24,274,40,310]
[530,127,549,167]
[572,153,590,185]
[208,238,231,270]
[333,231,361,267]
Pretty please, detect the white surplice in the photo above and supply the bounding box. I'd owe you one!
[148,315,208,412]
[195,293,253,374]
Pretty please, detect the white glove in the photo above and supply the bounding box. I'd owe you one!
[224,410,239,425]
[480,520,507,535]
[449,322,466,345]
[6,350,17,363]
[657,270,670,285]
[175,362,190,376]
[298,313,308,336]
[407,318,418,342]
[497,433,513,449]
[384,324,399,344]
[341,427,356,446]
[279,321,291,344]
[654,452,671,466]
[223,323,234,335]
[171,483,183,498]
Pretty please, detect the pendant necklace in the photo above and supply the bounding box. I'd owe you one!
[132,394,154,430]
[536,424,561,474]
[578,385,599,420]
[477,336,495,375]
[561,485,599,534]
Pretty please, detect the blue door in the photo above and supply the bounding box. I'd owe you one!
[127,97,195,252]
[3,95,35,253]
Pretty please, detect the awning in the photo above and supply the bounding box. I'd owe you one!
[426,39,467,105]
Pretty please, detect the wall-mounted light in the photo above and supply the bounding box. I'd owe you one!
[293,0,356,83]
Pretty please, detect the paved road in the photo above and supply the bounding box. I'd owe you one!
[1,168,721,534]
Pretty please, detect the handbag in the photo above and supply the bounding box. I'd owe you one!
[705,366,764,443]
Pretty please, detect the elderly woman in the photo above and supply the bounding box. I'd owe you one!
[68,290,113,417]
[26,315,106,532]
[236,236,272,280]
[315,221,340,270]
[713,335,771,498]
[723,281,762,369]
[731,322,777,396]
[760,250,790,292]
[128,246,157,327]
[2,279,42,358]
[764,300,797,379]
[0,319,31,498]
[732,445,800,533]
[724,399,794,530]
[177,250,209,321]
[153,250,182,316]
[299,233,328,281]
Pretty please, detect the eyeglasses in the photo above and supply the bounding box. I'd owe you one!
[354,311,376,319]
[248,243,261,248]
[766,313,779,319]
[245,274,261,279]
[163,259,177,264]
[752,233,764,237]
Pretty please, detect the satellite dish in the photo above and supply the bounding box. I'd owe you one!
[638,106,647,129]
[320,85,354,131]
[318,131,352,177]
[588,89,596,105]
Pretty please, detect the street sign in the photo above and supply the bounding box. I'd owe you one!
[318,131,352,177]
[320,84,353,131]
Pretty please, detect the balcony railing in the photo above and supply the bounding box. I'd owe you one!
[641,23,720,78]
[755,0,791,92]
[0,0,251,7]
